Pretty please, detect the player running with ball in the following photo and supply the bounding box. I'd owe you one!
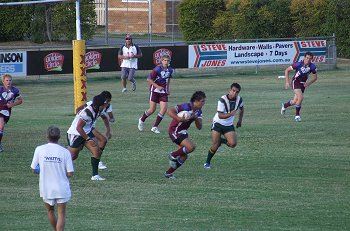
[164,91,206,179]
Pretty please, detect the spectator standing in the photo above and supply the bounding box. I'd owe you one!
[118,33,143,93]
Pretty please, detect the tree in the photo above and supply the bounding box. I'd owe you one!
[221,0,293,40]
[291,0,350,58]
[333,0,350,58]
[51,0,96,41]
[30,4,47,43]
[0,0,96,43]
[178,0,226,41]
[0,4,31,41]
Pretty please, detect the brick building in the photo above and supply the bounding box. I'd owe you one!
[95,0,180,34]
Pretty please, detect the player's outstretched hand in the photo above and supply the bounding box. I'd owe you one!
[284,82,290,90]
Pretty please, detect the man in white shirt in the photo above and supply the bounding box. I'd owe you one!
[31,126,74,231]
[118,33,143,93]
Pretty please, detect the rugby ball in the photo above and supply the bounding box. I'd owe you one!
[177,111,191,120]
[34,164,40,174]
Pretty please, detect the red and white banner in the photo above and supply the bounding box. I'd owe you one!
[188,40,327,68]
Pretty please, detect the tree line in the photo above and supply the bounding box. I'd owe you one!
[0,0,96,43]
[178,0,350,58]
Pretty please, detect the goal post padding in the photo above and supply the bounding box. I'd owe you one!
[72,40,87,113]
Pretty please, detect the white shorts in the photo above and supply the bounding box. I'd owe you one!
[43,197,70,206]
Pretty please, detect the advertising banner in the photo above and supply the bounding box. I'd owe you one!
[188,40,327,68]
[139,46,188,70]
[0,51,27,77]
[27,50,72,75]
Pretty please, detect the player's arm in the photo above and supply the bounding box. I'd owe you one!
[118,46,129,60]
[108,111,115,123]
[304,72,318,88]
[101,114,112,140]
[76,119,90,141]
[30,149,40,174]
[216,99,234,119]
[284,66,293,89]
[66,151,74,177]
[167,106,187,122]
[7,95,23,108]
[218,111,235,119]
[147,71,164,92]
[236,106,244,128]
[194,115,202,130]
[167,106,179,121]
[133,45,143,58]
[67,172,74,177]
[167,78,171,95]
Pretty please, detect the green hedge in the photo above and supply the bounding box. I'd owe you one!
[178,0,226,41]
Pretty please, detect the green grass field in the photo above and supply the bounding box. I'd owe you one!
[0,66,349,230]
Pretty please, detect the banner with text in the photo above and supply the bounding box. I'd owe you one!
[188,40,326,68]
[0,51,27,77]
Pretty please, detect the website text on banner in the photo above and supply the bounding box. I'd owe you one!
[188,40,326,68]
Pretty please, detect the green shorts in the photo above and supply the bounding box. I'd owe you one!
[211,122,235,134]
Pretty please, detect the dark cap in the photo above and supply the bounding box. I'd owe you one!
[92,94,106,108]
[100,91,112,100]
[125,33,132,39]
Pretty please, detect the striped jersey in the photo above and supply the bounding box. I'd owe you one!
[291,61,317,83]
[213,95,244,126]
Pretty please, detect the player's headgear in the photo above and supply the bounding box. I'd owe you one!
[101,91,112,100]
[92,94,106,108]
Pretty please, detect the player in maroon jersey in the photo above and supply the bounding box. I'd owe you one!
[0,74,23,152]
[138,54,174,134]
[164,91,206,179]
[281,51,318,122]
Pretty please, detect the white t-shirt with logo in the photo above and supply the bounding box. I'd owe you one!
[31,143,74,199]
[119,44,141,69]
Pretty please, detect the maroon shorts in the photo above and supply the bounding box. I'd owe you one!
[292,80,306,93]
[169,131,188,146]
[149,91,168,103]
[0,104,10,123]
[0,114,10,123]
